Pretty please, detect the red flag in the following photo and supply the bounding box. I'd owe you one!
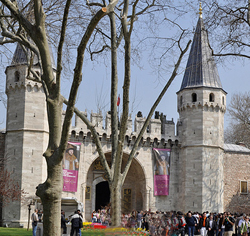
[117,95,120,106]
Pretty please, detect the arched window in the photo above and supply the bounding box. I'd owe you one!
[222,96,225,105]
[192,93,197,102]
[180,96,183,106]
[209,93,214,102]
[14,71,20,82]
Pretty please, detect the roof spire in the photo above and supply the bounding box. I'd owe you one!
[178,10,224,92]
[199,2,202,18]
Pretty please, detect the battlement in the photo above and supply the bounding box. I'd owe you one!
[177,87,227,114]
[178,101,226,113]
[5,64,44,94]
[68,111,178,145]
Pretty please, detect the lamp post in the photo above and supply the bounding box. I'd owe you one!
[27,199,34,231]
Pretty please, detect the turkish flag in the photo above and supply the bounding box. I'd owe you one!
[117,95,120,106]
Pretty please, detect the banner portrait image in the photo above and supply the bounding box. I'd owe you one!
[62,142,81,192]
[153,148,171,196]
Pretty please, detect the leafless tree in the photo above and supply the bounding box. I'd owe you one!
[0,0,191,233]
[0,157,26,206]
[202,0,250,59]
[225,92,250,148]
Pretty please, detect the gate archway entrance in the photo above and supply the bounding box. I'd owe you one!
[85,152,146,221]
[95,181,110,211]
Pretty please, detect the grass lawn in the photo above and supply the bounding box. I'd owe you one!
[0,227,149,235]
[0,227,31,236]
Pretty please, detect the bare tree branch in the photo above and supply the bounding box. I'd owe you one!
[122,39,191,183]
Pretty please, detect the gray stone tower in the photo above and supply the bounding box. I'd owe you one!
[177,12,227,213]
[2,44,51,227]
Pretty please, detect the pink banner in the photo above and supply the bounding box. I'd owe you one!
[154,175,169,195]
[153,148,171,196]
[63,142,81,192]
[63,170,79,192]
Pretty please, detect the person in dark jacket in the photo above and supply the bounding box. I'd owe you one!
[186,212,197,236]
[77,210,83,236]
[61,210,67,235]
[224,212,235,236]
[199,212,209,236]
[70,211,83,236]
[207,214,216,236]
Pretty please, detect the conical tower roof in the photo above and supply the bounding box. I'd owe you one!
[179,14,223,92]
[11,42,56,69]
[11,43,38,65]
[10,2,56,69]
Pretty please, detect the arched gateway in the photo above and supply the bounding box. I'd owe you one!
[85,152,146,221]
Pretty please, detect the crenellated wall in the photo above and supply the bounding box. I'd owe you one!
[69,111,178,145]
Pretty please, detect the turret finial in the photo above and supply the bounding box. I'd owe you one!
[199,2,202,18]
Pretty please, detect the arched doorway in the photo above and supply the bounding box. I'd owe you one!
[85,152,146,221]
[95,181,110,211]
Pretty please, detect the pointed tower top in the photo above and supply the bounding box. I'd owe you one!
[10,4,56,69]
[11,43,38,66]
[199,2,203,18]
[11,43,56,69]
[178,14,224,92]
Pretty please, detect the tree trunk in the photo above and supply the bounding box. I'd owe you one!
[110,182,122,227]
[36,158,63,236]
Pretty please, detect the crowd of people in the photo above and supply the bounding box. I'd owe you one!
[91,204,112,225]
[62,207,250,236]
[118,210,250,236]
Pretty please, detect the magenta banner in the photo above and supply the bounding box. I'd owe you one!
[63,170,79,192]
[153,148,171,196]
[63,142,81,192]
[154,175,169,195]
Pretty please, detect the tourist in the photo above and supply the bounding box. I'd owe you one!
[171,211,179,235]
[77,209,83,236]
[177,211,186,236]
[224,212,235,236]
[186,212,197,236]
[137,210,143,229]
[92,210,97,223]
[128,213,136,229]
[70,210,82,236]
[96,209,101,223]
[236,214,243,236]
[31,209,39,236]
[207,214,216,236]
[144,211,150,231]
[238,214,248,236]
[61,210,67,235]
[220,213,226,236]
[215,214,221,236]
[199,212,209,236]
[121,213,127,228]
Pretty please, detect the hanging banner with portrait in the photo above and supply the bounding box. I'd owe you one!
[153,148,171,196]
[62,142,81,192]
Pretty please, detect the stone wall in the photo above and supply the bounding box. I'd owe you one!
[66,134,180,221]
[0,131,6,226]
[224,151,250,213]
[177,87,226,213]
